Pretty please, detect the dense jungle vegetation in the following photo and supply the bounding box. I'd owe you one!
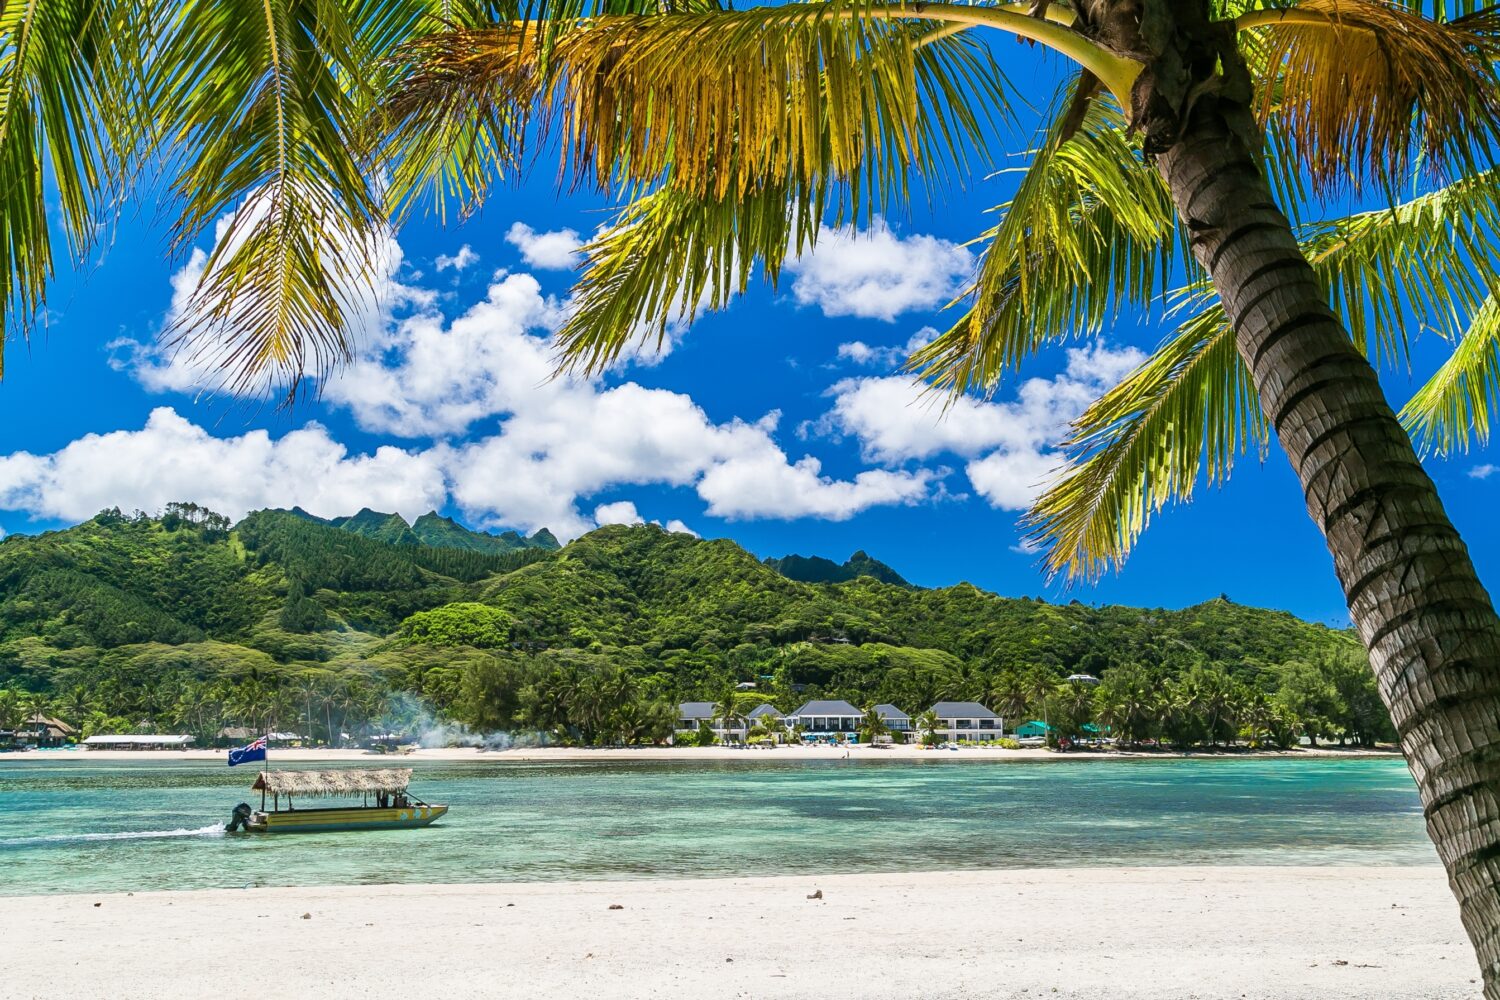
[0,504,1386,748]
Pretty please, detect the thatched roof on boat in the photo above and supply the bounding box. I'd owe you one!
[253,768,412,797]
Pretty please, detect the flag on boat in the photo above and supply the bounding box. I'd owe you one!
[228,736,267,767]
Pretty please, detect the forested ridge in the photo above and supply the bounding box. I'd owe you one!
[0,505,1384,749]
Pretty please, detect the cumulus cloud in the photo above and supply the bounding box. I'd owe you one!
[814,342,1146,510]
[786,220,972,321]
[505,222,584,270]
[59,246,945,541]
[0,408,447,524]
[593,501,645,526]
[435,245,479,272]
[836,327,939,369]
[593,502,697,537]
[1470,463,1498,480]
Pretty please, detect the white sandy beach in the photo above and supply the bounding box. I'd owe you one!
[2,743,1402,763]
[1,867,1474,999]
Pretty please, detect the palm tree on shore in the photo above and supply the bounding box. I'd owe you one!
[12,0,1500,986]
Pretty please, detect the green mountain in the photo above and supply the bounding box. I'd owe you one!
[330,507,421,547]
[411,512,560,554]
[767,550,909,586]
[0,506,1385,750]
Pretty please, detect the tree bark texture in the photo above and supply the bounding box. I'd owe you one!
[1154,85,1500,995]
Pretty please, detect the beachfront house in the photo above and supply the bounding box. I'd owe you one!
[927,702,1005,742]
[674,702,746,743]
[81,734,196,750]
[874,704,911,734]
[786,699,863,741]
[1013,720,1051,740]
[746,703,785,736]
[18,713,76,748]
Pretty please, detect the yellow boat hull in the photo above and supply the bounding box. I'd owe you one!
[246,804,448,834]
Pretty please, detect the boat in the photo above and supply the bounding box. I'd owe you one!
[225,767,448,834]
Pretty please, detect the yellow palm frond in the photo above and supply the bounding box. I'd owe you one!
[392,4,1010,216]
[1241,0,1500,191]
[554,182,816,374]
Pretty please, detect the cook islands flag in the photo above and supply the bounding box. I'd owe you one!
[228,736,267,767]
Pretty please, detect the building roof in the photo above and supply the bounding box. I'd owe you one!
[747,704,783,719]
[874,704,910,721]
[24,713,77,735]
[929,701,1000,719]
[82,734,195,745]
[253,768,411,797]
[677,702,718,720]
[791,699,862,717]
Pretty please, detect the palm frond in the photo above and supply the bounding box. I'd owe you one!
[154,0,409,399]
[1026,305,1268,581]
[554,182,816,374]
[908,92,1177,399]
[1300,169,1500,368]
[1029,167,1500,579]
[451,11,1008,373]
[391,4,1009,218]
[0,0,146,376]
[1402,295,1500,454]
[1242,0,1500,192]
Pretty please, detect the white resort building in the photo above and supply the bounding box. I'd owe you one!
[874,704,910,733]
[786,699,863,738]
[746,703,785,732]
[926,702,1005,742]
[675,701,747,742]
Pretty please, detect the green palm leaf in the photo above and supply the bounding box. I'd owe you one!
[908,93,1178,399]
[1402,295,1500,454]
[0,0,145,376]
[1032,169,1500,579]
[152,0,420,399]
[1026,304,1267,581]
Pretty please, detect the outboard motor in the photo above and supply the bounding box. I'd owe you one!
[226,802,254,832]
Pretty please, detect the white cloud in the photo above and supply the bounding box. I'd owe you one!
[664,519,697,537]
[697,452,931,521]
[72,223,946,541]
[593,501,645,526]
[836,327,939,370]
[814,342,1145,510]
[1470,463,1498,480]
[0,408,447,525]
[506,222,583,270]
[435,245,479,272]
[786,219,972,321]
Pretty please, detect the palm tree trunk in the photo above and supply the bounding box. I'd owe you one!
[1156,92,1500,995]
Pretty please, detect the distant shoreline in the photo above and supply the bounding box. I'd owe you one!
[0,867,1472,999]
[0,743,1404,763]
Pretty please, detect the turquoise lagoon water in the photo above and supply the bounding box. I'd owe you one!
[0,756,1436,895]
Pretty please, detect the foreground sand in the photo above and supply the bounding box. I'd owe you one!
[3,867,1475,999]
[5,743,1401,763]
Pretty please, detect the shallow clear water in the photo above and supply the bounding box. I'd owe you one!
[0,756,1436,895]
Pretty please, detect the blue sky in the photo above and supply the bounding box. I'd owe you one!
[2,55,1497,629]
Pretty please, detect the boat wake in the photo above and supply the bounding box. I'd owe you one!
[0,824,226,848]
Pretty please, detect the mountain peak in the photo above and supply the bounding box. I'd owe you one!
[765,550,910,587]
